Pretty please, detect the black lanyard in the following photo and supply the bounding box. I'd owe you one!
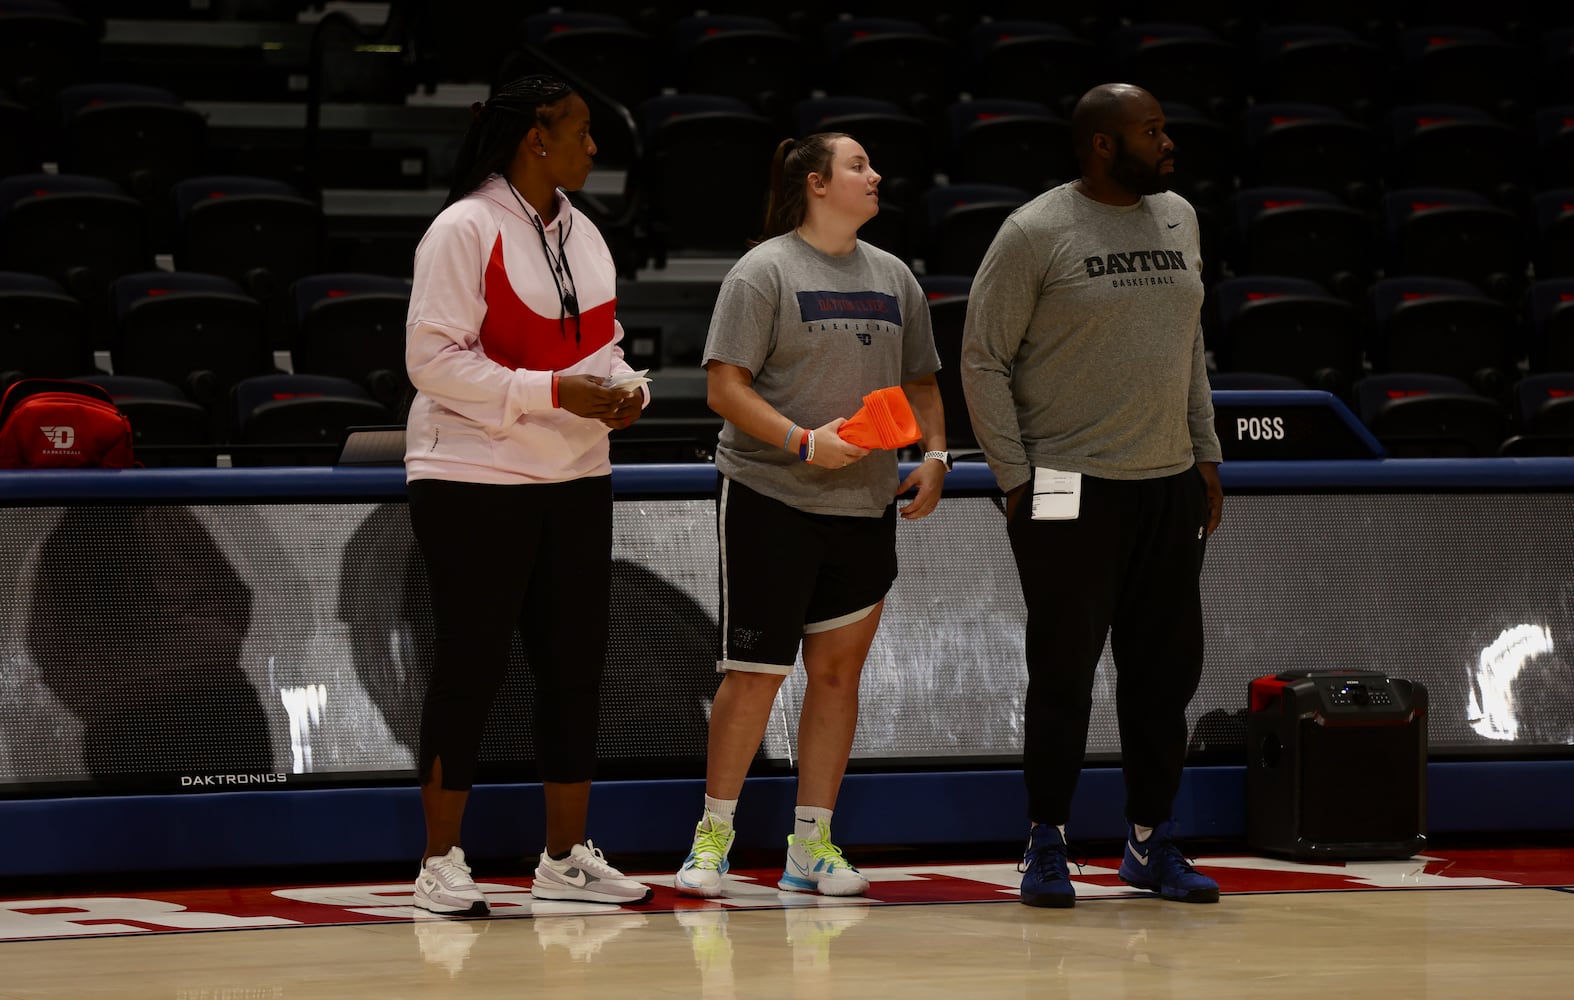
[505,179,580,344]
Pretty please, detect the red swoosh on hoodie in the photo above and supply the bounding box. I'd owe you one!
[478,234,615,372]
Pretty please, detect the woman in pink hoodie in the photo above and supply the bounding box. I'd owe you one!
[402,74,650,916]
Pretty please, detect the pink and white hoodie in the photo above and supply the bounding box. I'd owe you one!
[404,175,644,485]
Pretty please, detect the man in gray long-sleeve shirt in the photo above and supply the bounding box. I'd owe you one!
[960,83,1224,910]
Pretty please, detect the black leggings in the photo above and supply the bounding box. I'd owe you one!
[1006,467,1209,827]
[407,476,612,790]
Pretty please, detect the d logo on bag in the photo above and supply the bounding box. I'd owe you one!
[40,426,77,451]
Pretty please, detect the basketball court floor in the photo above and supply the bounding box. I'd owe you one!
[4,846,1570,999]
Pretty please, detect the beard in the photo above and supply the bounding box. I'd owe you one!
[1110,138,1171,196]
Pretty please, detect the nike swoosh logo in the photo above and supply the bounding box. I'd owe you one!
[558,867,588,887]
[1129,844,1150,866]
[1166,222,1180,229]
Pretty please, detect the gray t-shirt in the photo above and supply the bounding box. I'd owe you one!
[960,183,1222,494]
[703,232,940,517]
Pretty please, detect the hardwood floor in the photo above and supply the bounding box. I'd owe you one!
[4,882,1569,999]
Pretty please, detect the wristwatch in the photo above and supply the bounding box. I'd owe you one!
[922,450,953,472]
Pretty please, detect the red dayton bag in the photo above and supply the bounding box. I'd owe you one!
[0,378,135,469]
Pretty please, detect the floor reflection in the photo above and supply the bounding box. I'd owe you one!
[534,911,650,963]
[411,915,489,978]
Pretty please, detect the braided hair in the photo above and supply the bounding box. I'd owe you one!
[759,132,849,242]
[443,74,576,210]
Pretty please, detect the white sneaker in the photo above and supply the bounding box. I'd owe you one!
[414,846,490,916]
[674,814,736,897]
[531,841,654,905]
[777,819,869,897]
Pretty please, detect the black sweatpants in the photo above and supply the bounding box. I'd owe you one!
[407,476,612,790]
[1006,467,1209,827]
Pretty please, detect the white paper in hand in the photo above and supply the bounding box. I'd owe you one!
[603,369,652,391]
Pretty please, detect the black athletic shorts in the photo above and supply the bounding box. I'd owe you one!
[716,476,897,674]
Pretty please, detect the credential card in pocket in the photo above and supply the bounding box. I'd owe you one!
[1031,467,1081,520]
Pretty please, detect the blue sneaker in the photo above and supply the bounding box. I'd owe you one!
[1018,824,1076,908]
[1118,820,1220,903]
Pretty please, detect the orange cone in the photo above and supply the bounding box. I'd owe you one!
[837,386,922,450]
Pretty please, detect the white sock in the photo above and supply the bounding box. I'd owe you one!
[703,795,737,828]
[1134,824,1154,843]
[794,805,833,839]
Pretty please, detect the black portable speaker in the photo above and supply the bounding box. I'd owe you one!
[1247,670,1428,860]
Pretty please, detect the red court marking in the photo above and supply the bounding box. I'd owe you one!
[2,849,1570,943]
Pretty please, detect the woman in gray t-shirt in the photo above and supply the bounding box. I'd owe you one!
[673,132,948,899]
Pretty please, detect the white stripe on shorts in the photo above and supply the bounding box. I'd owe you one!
[717,477,732,669]
[716,657,794,675]
[803,602,877,635]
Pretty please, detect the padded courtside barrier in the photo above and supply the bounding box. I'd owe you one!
[3,457,1574,877]
[6,762,1574,877]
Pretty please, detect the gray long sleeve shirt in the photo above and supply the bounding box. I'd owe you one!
[960,183,1222,494]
